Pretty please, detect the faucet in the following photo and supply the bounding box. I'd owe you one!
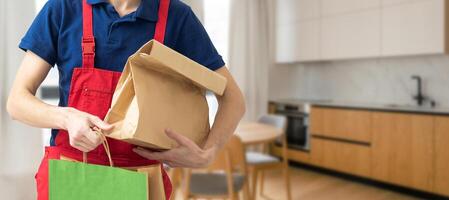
[411,75,426,106]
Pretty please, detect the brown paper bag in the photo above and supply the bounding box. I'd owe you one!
[136,165,166,200]
[105,40,227,150]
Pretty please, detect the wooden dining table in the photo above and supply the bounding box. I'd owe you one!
[235,122,283,145]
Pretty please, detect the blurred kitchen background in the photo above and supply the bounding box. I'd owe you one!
[2,0,449,199]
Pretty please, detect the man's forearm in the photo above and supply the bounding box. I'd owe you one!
[7,89,69,130]
[202,66,246,153]
[203,93,245,151]
[7,51,71,131]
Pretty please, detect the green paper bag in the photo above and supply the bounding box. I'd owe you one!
[49,159,148,200]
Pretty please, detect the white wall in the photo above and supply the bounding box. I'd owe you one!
[1,0,43,199]
[182,0,204,21]
[269,55,449,108]
[0,0,6,172]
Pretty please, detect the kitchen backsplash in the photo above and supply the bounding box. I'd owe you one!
[269,55,449,108]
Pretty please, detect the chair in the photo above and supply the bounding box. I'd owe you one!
[182,135,250,200]
[246,114,291,200]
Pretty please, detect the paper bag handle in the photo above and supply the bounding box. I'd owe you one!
[82,127,114,167]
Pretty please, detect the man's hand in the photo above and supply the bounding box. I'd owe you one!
[133,129,217,168]
[63,108,113,152]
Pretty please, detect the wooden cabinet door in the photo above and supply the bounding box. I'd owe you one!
[321,9,381,60]
[371,113,434,191]
[434,117,449,196]
[310,107,371,143]
[381,0,445,56]
[310,107,326,135]
[311,138,371,177]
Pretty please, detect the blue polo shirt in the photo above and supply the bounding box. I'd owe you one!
[19,0,225,145]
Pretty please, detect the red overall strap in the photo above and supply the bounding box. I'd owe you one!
[154,0,170,43]
[82,0,95,68]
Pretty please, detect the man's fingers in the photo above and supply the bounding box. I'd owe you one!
[89,116,113,131]
[133,147,161,159]
[80,136,95,147]
[73,141,91,152]
[84,130,103,145]
[133,148,155,158]
[165,129,195,148]
[164,161,178,168]
[133,148,170,161]
[81,135,99,148]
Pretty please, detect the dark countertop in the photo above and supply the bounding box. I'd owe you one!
[270,98,449,116]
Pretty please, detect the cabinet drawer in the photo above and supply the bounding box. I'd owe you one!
[310,107,372,143]
[310,138,371,177]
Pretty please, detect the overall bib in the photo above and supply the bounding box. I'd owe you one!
[35,0,172,199]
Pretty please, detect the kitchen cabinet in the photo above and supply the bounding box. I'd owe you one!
[310,107,372,143]
[434,117,449,196]
[276,20,320,62]
[275,0,320,62]
[272,102,449,196]
[309,107,325,134]
[371,113,434,191]
[311,138,371,177]
[381,0,446,56]
[271,102,449,197]
[275,0,449,63]
[382,0,425,7]
[321,0,380,17]
[276,0,320,24]
[321,9,381,60]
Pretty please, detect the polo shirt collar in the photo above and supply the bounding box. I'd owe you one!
[136,0,159,22]
[86,0,159,22]
[86,0,108,5]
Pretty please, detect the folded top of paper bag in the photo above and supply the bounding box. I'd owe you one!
[132,40,227,95]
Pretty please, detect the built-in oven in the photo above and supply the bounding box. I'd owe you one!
[274,103,310,151]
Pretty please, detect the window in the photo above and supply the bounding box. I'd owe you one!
[203,0,230,62]
[35,0,46,13]
[35,0,56,146]
[203,0,231,124]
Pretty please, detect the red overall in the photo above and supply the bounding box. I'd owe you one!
[35,0,172,199]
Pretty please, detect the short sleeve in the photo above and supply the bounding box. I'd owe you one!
[174,8,225,71]
[19,0,61,66]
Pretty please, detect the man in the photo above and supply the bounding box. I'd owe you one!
[6,0,245,199]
